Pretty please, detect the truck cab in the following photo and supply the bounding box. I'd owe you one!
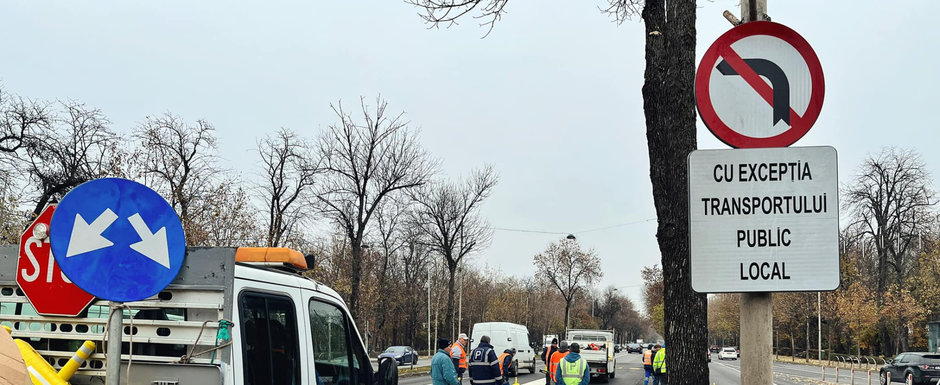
[0,246,398,385]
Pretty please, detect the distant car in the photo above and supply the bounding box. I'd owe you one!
[718,347,737,361]
[880,352,940,385]
[626,344,643,354]
[734,346,740,358]
[709,345,720,353]
[379,345,418,365]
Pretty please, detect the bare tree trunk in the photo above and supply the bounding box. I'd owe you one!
[350,242,362,320]
[446,261,458,337]
[564,300,571,331]
[806,320,810,363]
[642,0,706,383]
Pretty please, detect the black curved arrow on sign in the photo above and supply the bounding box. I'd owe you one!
[716,59,790,126]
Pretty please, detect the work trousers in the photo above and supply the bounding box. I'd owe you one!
[652,373,667,385]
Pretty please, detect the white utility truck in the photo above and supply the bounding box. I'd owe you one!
[565,329,616,382]
[470,322,536,376]
[0,246,398,385]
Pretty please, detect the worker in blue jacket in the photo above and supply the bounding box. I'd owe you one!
[432,338,460,385]
[468,335,504,385]
[554,343,590,385]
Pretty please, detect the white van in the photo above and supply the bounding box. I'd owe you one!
[470,322,536,376]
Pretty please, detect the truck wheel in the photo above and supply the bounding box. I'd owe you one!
[529,358,537,374]
[609,371,615,379]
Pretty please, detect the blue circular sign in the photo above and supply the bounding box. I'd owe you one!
[50,178,186,302]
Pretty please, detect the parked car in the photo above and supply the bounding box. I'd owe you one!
[718,347,737,360]
[379,346,419,365]
[880,352,940,385]
[626,343,643,354]
[709,344,720,353]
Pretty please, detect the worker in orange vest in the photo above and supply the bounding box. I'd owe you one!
[642,344,659,385]
[541,338,559,385]
[451,333,469,383]
[497,348,516,380]
[549,341,569,385]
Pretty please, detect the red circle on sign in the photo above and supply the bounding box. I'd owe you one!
[696,21,825,148]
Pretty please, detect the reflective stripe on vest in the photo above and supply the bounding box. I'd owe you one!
[653,349,666,373]
[469,348,497,367]
[453,342,468,369]
[642,350,652,365]
[549,351,567,381]
[560,358,586,385]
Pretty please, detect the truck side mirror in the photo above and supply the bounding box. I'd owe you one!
[376,357,398,385]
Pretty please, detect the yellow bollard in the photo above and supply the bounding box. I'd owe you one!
[58,340,96,380]
[14,339,69,385]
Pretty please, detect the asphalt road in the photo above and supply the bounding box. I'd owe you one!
[398,352,643,385]
[709,356,883,384]
[391,351,887,385]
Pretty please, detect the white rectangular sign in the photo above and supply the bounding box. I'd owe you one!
[689,146,839,293]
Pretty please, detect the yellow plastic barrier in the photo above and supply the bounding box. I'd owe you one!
[14,339,66,385]
[3,324,97,385]
[58,341,95,380]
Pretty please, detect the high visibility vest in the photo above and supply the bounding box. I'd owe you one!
[653,348,666,374]
[642,349,653,366]
[497,353,510,373]
[549,351,567,381]
[452,342,468,369]
[559,358,587,385]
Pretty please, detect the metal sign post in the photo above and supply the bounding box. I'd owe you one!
[692,2,834,384]
[106,302,123,385]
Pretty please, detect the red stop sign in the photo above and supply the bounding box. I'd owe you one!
[17,205,95,316]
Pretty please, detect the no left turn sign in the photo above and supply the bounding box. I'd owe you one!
[696,21,825,148]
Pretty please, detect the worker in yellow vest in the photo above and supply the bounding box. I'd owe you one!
[652,343,667,385]
[642,344,658,385]
[555,343,589,385]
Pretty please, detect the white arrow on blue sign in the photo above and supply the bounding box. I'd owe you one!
[50,178,186,302]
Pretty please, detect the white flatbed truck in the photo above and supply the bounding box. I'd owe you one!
[565,329,615,382]
[0,246,398,385]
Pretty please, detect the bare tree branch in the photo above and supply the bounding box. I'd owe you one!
[257,128,318,247]
[314,95,437,321]
[409,165,497,337]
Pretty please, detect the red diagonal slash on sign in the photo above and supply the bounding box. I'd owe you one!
[717,45,803,127]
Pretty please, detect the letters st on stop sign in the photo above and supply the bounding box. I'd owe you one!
[17,205,95,317]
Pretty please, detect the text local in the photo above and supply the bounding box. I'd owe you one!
[713,161,813,183]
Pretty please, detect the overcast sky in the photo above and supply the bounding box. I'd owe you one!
[3,1,938,309]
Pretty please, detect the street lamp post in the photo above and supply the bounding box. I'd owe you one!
[458,265,464,334]
[428,260,432,356]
